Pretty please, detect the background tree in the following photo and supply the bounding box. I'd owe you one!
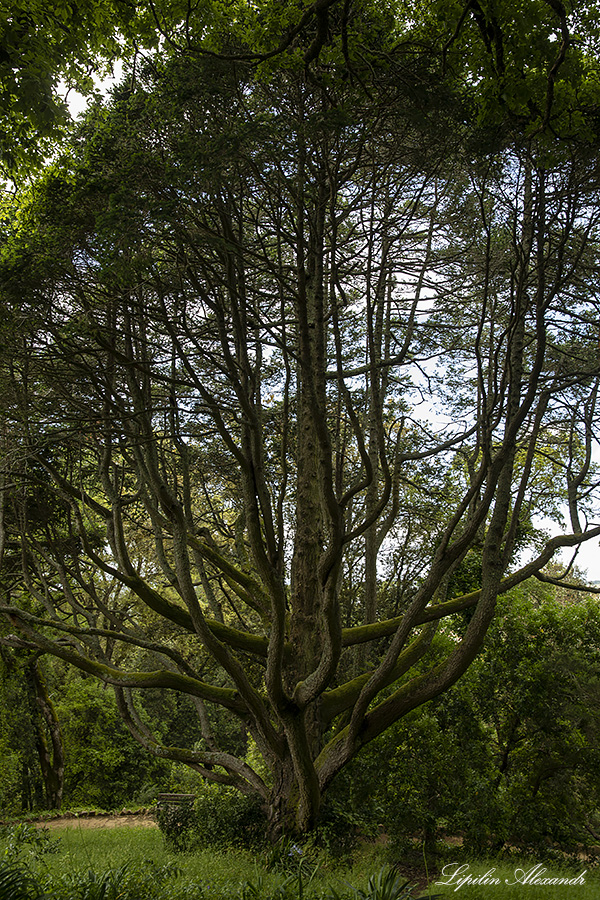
[0,0,129,177]
[1,7,600,837]
[5,0,596,178]
[355,580,600,856]
[0,645,63,812]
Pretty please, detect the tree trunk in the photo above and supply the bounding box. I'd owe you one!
[25,659,65,810]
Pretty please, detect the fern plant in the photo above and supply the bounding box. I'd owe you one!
[0,861,44,900]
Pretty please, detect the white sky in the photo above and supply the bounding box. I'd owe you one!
[61,62,123,119]
[547,526,600,584]
[572,539,600,582]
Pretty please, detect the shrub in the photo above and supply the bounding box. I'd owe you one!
[1,823,61,863]
[193,785,266,850]
[155,786,266,852]
[304,800,363,861]
[156,799,198,852]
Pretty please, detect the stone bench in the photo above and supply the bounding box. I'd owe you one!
[156,793,196,809]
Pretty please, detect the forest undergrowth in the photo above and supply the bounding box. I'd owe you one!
[0,821,598,900]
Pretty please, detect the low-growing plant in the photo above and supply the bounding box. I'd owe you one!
[352,866,442,900]
[241,873,292,900]
[50,859,180,900]
[240,865,321,900]
[304,801,363,862]
[0,861,44,900]
[1,822,61,863]
[242,863,438,900]
[264,835,315,877]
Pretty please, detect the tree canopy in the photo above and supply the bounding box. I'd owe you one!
[1,1,600,836]
[4,0,600,174]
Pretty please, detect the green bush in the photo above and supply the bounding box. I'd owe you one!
[459,591,600,854]
[193,785,266,850]
[155,785,267,852]
[156,799,198,852]
[324,585,600,856]
[304,800,364,861]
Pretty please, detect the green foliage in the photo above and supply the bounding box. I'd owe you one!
[0,0,424,177]
[0,651,173,815]
[262,835,320,883]
[418,0,600,138]
[461,589,600,854]
[351,866,440,900]
[156,785,266,853]
[242,860,426,900]
[303,801,364,862]
[0,0,133,176]
[0,855,180,900]
[0,726,24,814]
[329,583,600,856]
[367,700,493,854]
[1,823,61,864]
[50,860,179,900]
[0,861,43,900]
[240,864,323,900]
[353,585,600,854]
[55,677,168,809]
[194,785,266,850]
[3,0,600,844]
[156,799,198,853]
[0,824,435,900]
[0,650,62,813]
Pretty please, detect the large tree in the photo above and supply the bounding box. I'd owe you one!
[1,5,600,834]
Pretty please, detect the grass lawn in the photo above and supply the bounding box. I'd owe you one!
[1,823,389,899]
[0,822,598,900]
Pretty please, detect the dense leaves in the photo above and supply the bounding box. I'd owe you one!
[348,583,600,854]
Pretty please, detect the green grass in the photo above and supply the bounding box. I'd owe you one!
[0,824,598,900]
[0,824,385,899]
[8,826,281,897]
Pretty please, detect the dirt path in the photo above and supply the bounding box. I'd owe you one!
[42,814,157,830]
